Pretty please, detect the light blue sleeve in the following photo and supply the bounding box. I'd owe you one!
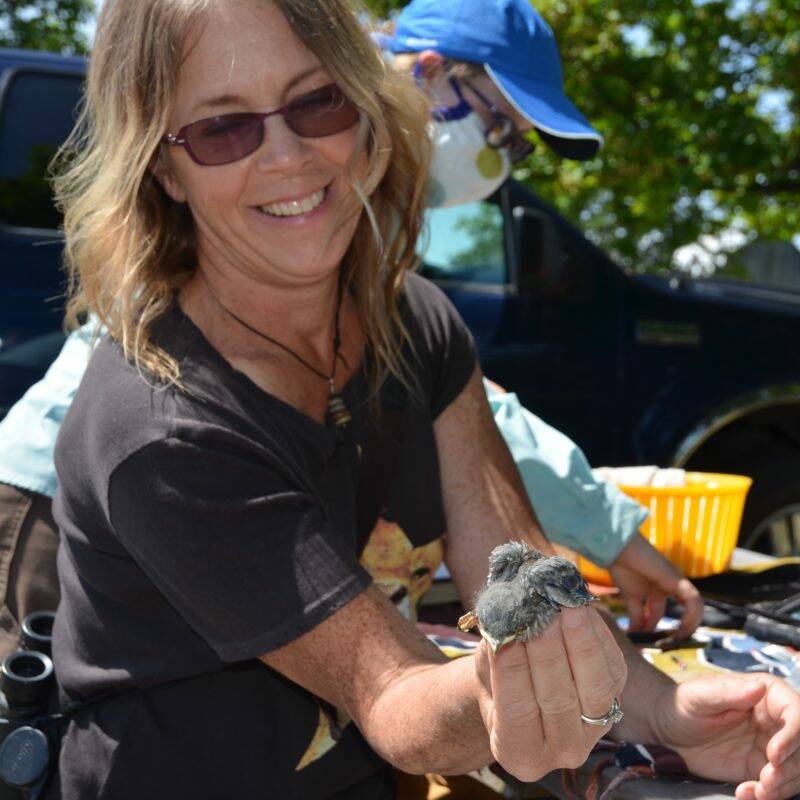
[485,379,648,567]
[0,321,100,498]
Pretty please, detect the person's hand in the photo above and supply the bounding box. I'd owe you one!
[653,674,800,800]
[475,605,627,782]
[609,534,703,638]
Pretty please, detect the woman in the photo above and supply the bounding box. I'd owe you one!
[48,1,800,799]
[0,0,700,663]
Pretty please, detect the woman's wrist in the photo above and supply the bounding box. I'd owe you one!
[595,605,676,744]
[612,666,675,744]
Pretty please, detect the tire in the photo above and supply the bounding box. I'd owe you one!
[739,455,800,556]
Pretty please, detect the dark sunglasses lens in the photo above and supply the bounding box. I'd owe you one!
[286,85,359,138]
[486,117,514,149]
[185,113,264,165]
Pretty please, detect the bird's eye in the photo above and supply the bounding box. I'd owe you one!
[564,574,581,589]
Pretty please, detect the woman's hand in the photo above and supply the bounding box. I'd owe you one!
[652,674,800,800]
[609,534,704,638]
[475,605,628,782]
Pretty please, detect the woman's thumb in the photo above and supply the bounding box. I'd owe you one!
[684,677,766,715]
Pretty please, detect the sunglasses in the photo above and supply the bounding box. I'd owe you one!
[465,82,535,165]
[163,83,360,166]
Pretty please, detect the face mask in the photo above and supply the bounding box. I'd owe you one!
[426,80,511,208]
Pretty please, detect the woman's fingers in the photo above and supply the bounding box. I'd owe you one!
[758,756,800,800]
[585,606,628,693]
[524,616,590,767]
[736,780,759,800]
[486,604,626,780]
[563,607,627,720]
[625,589,648,632]
[673,578,704,638]
[763,681,800,766]
[644,587,667,631]
[487,641,545,778]
[754,770,800,800]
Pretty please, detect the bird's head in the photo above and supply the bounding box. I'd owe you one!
[475,580,524,654]
[486,540,545,585]
[526,557,595,609]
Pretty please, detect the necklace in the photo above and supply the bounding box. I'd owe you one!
[215,285,351,431]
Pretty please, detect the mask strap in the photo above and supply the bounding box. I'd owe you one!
[447,77,467,103]
[431,77,473,122]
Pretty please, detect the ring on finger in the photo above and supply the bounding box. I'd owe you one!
[581,697,624,727]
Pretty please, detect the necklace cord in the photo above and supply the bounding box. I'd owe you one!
[205,276,352,430]
[217,279,344,385]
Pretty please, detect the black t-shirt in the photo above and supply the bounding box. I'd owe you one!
[49,273,477,800]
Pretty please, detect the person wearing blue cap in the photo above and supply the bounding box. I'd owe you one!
[383,0,602,207]
[382,0,705,639]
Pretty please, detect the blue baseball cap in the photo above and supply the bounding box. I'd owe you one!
[387,0,603,160]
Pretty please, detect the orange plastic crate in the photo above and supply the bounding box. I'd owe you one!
[577,472,752,586]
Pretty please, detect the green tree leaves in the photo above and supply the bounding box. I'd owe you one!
[0,0,93,55]
[365,0,798,272]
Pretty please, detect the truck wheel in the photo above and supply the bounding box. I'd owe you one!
[739,455,800,556]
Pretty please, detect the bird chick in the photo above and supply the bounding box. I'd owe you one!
[459,543,596,653]
[485,540,545,585]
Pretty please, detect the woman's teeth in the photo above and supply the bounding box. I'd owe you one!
[261,188,326,217]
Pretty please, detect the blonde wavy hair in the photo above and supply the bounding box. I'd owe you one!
[54,0,432,396]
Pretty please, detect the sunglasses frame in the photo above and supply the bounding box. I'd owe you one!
[162,83,359,166]
[464,81,535,165]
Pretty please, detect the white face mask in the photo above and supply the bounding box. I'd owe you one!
[426,91,511,208]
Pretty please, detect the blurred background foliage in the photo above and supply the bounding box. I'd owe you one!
[3,0,797,274]
[0,0,94,54]
[364,0,799,274]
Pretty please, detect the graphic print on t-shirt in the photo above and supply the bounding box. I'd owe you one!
[295,516,443,771]
[359,516,443,622]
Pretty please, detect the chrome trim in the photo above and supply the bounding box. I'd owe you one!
[672,384,800,467]
[429,279,513,295]
[635,319,701,347]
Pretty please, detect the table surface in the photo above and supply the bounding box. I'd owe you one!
[534,752,736,800]
[428,548,787,799]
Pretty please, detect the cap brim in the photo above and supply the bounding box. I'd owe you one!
[486,65,603,161]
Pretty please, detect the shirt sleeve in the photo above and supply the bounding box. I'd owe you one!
[107,434,372,662]
[403,274,479,418]
[485,384,648,567]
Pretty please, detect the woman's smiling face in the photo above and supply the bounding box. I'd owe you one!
[159,0,364,288]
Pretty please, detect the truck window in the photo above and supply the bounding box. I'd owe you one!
[675,237,800,293]
[419,201,506,284]
[0,70,83,231]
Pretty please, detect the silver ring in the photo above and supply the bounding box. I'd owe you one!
[581,697,624,727]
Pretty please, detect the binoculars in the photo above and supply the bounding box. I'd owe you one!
[0,612,57,799]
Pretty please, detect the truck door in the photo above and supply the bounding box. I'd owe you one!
[0,65,83,414]
[419,184,626,465]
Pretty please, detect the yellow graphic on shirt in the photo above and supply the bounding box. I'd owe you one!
[359,517,443,623]
[295,705,350,771]
[294,517,443,770]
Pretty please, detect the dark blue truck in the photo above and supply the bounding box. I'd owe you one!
[3,46,800,555]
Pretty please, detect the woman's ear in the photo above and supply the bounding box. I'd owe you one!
[416,50,446,81]
[149,149,187,204]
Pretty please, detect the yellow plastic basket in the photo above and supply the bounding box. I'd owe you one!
[577,472,753,587]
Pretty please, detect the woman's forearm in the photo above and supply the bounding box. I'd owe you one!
[361,652,493,775]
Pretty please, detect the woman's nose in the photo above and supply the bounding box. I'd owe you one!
[255,114,314,174]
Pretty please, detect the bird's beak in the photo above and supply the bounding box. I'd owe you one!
[478,626,518,654]
[557,584,596,607]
